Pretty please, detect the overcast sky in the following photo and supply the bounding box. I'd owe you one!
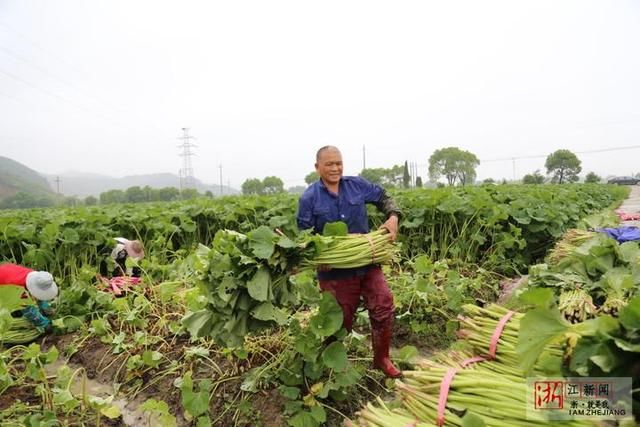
[1,0,639,190]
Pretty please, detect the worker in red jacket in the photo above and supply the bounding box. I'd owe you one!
[0,263,59,331]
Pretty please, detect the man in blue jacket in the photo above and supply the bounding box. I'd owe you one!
[297,145,402,378]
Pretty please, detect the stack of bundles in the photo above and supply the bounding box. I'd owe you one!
[356,362,594,427]
[353,304,593,427]
[456,304,564,376]
[304,228,397,269]
[546,229,596,266]
[1,316,42,344]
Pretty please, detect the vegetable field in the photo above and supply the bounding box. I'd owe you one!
[1,184,638,426]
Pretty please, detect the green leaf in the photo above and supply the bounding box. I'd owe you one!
[288,410,320,427]
[185,347,210,359]
[414,255,433,274]
[414,277,431,293]
[277,235,297,248]
[322,221,348,237]
[308,293,343,338]
[140,399,178,427]
[0,286,30,312]
[251,301,277,321]
[517,308,569,373]
[310,405,326,423]
[279,357,304,386]
[248,226,276,259]
[617,241,640,263]
[589,343,621,373]
[395,345,419,364]
[180,373,211,418]
[279,385,300,400]
[462,412,486,427]
[518,287,555,309]
[182,310,213,338]
[321,341,348,371]
[619,296,640,330]
[247,267,270,302]
[250,301,287,324]
[100,405,122,419]
[142,350,163,368]
[333,367,361,387]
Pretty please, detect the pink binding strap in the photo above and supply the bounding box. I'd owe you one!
[460,355,486,367]
[488,310,514,359]
[436,368,458,427]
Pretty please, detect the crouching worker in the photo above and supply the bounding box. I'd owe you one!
[111,237,145,278]
[0,263,58,332]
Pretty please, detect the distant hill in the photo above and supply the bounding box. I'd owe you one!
[0,156,54,200]
[46,171,239,197]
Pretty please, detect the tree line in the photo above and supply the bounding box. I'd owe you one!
[240,147,614,194]
[0,186,213,210]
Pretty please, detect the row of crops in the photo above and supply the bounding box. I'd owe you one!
[0,183,637,426]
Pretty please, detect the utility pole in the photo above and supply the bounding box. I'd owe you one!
[362,145,366,171]
[177,128,197,191]
[53,176,61,194]
[219,164,223,196]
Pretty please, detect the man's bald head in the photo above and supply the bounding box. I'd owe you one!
[316,145,341,163]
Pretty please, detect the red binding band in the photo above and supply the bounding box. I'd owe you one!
[460,355,486,367]
[488,310,514,359]
[436,368,458,427]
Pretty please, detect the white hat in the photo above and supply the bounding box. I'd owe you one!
[25,271,59,301]
[114,237,145,261]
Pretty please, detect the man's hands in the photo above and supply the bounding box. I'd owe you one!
[380,214,399,241]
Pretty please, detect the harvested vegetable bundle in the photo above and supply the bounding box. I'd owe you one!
[546,229,596,265]
[303,228,397,269]
[558,289,597,323]
[354,397,431,427]
[456,304,564,376]
[1,316,43,344]
[599,295,626,316]
[393,365,593,427]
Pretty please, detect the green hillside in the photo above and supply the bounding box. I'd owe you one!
[0,156,55,208]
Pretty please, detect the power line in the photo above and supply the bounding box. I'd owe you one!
[0,25,167,134]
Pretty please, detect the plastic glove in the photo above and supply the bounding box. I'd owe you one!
[37,300,55,317]
[22,305,52,330]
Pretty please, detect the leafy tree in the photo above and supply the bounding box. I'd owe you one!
[63,196,79,207]
[403,161,410,188]
[584,172,601,183]
[482,178,496,184]
[545,149,581,184]
[84,195,98,206]
[287,185,307,194]
[305,172,319,185]
[180,189,199,200]
[428,147,480,186]
[522,170,545,184]
[242,178,264,195]
[100,189,126,204]
[204,190,214,198]
[415,176,423,188]
[125,186,147,203]
[360,165,404,188]
[157,187,180,201]
[0,192,55,209]
[262,176,284,194]
[359,168,385,185]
